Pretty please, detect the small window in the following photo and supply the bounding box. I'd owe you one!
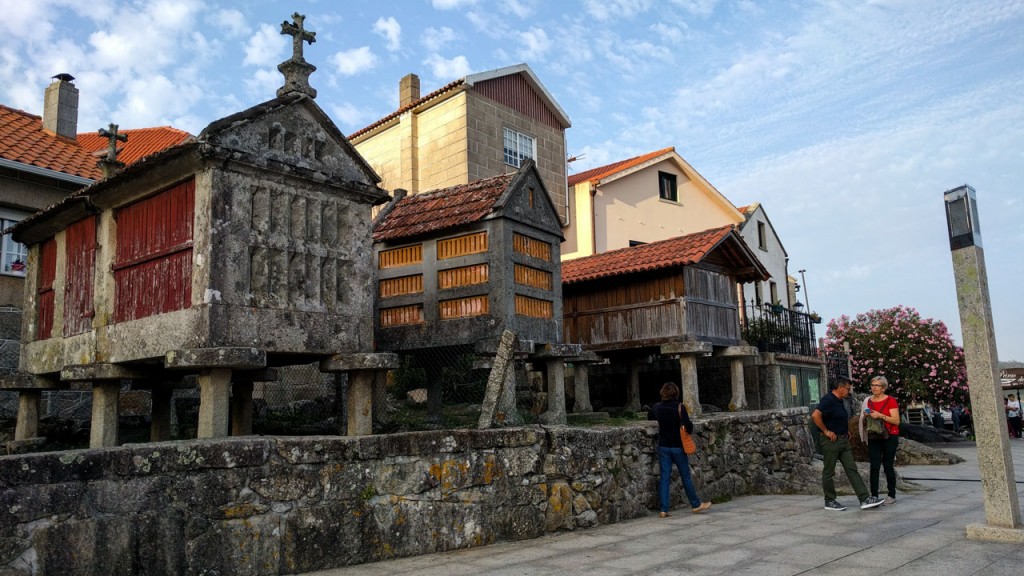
[769,281,778,306]
[757,221,767,250]
[1,217,28,277]
[754,282,763,306]
[503,128,536,168]
[658,172,677,202]
[628,240,646,247]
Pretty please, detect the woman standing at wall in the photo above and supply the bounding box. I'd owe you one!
[859,375,900,505]
[647,382,712,517]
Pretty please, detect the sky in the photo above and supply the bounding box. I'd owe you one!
[2,0,1022,359]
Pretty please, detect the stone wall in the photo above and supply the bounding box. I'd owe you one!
[0,408,813,576]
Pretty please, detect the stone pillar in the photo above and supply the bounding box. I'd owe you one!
[347,371,374,436]
[538,359,566,425]
[572,364,593,413]
[90,382,120,448]
[729,358,746,411]
[624,359,641,413]
[661,341,713,418]
[151,387,172,442]
[231,381,254,436]
[197,368,232,438]
[15,391,41,440]
[678,355,701,418]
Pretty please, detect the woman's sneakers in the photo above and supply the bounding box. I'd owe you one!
[882,496,896,506]
[692,502,712,514]
[659,511,670,518]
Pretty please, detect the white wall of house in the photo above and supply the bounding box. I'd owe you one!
[562,156,742,260]
[738,204,790,309]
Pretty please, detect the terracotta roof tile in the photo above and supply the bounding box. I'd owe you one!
[0,105,193,182]
[349,79,466,140]
[373,173,514,242]
[0,104,102,180]
[78,126,193,165]
[562,225,735,284]
[567,147,674,187]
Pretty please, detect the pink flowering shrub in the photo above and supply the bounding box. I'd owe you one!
[823,305,968,405]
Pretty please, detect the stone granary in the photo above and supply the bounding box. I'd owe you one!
[4,13,397,447]
[561,225,770,416]
[372,160,583,423]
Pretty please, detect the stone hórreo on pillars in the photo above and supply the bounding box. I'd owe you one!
[278,12,317,98]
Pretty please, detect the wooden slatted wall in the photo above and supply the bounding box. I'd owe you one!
[113,179,195,322]
[512,233,551,261]
[379,244,423,269]
[437,232,488,259]
[63,216,97,336]
[513,264,551,290]
[380,304,424,326]
[439,295,489,319]
[379,274,423,297]
[438,264,489,289]
[36,238,57,340]
[515,295,552,319]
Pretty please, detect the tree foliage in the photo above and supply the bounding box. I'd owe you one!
[824,305,968,406]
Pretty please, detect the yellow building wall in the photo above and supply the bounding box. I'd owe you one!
[561,181,593,261]
[416,94,469,191]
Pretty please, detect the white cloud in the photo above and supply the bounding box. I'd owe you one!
[329,101,373,128]
[212,8,249,38]
[244,68,280,101]
[583,0,652,21]
[423,53,471,80]
[373,17,401,52]
[517,28,550,61]
[332,47,378,76]
[432,0,477,9]
[421,27,458,52]
[669,0,720,17]
[502,0,536,18]
[243,23,284,67]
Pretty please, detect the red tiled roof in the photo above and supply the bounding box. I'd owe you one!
[0,105,193,182]
[78,126,193,165]
[373,172,515,241]
[562,225,735,284]
[349,79,466,140]
[567,147,674,186]
[0,104,102,180]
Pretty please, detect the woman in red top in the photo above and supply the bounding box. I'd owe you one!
[859,375,900,505]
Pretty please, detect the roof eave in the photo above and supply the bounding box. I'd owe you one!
[0,157,94,186]
[465,63,571,128]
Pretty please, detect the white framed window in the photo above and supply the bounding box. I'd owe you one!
[503,128,536,168]
[1,213,28,277]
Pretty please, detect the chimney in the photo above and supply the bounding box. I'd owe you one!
[43,73,79,139]
[399,73,420,108]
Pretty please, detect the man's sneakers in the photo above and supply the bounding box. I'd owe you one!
[860,496,884,509]
[824,499,847,511]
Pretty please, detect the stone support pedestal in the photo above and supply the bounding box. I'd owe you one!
[197,369,232,439]
[320,352,400,437]
[662,341,712,418]
[90,382,120,448]
[150,387,172,442]
[538,359,566,425]
[716,345,758,412]
[625,359,641,413]
[572,364,593,413]
[231,381,254,436]
[15,391,41,440]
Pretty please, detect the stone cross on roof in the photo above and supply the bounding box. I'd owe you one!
[96,123,128,177]
[98,123,128,162]
[277,12,318,98]
[281,12,315,62]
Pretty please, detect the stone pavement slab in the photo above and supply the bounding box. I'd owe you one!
[301,441,1024,576]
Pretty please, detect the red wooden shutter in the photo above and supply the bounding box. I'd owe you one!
[36,238,57,340]
[63,216,97,336]
[114,179,195,322]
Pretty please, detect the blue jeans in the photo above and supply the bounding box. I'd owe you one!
[657,446,701,512]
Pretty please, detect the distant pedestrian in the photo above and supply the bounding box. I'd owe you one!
[812,377,884,511]
[1006,394,1022,438]
[951,403,963,434]
[647,382,712,517]
[859,376,899,505]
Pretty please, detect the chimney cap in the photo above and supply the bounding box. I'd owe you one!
[51,73,75,83]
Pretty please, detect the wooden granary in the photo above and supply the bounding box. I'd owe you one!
[371,160,564,352]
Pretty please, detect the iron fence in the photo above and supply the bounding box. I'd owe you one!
[740,302,819,357]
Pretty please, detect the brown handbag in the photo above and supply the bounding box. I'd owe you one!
[678,404,697,455]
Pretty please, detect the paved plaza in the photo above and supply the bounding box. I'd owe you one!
[304,441,1024,576]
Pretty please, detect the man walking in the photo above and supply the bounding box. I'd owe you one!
[811,377,884,511]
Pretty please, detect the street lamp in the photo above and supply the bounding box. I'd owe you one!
[798,269,810,313]
[945,183,1023,541]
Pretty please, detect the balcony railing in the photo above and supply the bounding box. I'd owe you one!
[740,302,819,357]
